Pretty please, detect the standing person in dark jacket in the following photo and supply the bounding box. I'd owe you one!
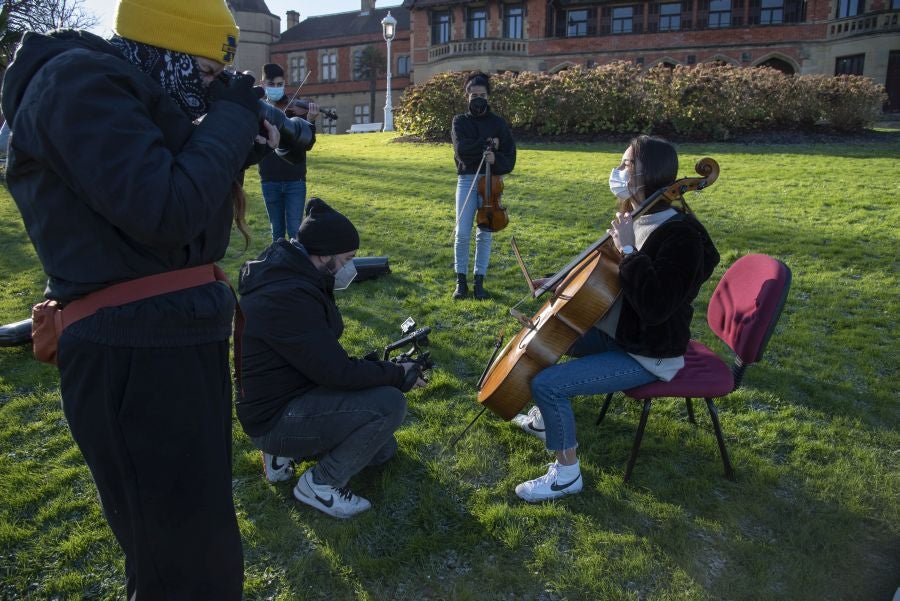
[0,0,278,597]
[510,136,720,502]
[237,198,426,519]
[451,72,516,300]
[258,62,318,241]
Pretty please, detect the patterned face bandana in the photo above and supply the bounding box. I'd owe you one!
[110,36,210,120]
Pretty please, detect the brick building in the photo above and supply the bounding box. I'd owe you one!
[403,0,899,110]
[263,0,898,132]
[269,1,412,134]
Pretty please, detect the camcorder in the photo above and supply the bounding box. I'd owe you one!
[218,71,314,166]
[365,317,434,392]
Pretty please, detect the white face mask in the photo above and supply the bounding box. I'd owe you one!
[609,167,633,200]
[333,260,357,291]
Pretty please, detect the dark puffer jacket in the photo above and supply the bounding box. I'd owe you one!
[1,30,258,346]
[615,213,720,358]
[236,240,405,436]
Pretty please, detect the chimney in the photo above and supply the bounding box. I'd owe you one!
[360,0,376,14]
[286,10,299,29]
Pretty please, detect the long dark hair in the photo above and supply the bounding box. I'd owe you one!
[231,181,251,249]
[622,135,680,214]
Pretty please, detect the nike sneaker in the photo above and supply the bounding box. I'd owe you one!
[511,406,547,442]
[262,452,294,483]
[515,462,583,502]
[293,467,371,519]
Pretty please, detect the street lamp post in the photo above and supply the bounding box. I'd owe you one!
[381,11,397,132]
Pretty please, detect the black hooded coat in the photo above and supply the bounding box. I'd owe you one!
[1,30,258,346]
[236,240,405,437]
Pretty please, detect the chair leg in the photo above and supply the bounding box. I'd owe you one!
[624,399,653,483]
[685,397,697,425]
[705,397,735,480]
[596,392,614,426]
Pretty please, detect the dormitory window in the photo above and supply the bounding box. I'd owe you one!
[432,10,450,44]
[289,55,307,85]
[659,3,681,31]
[760,0,784,23]
[612,6,634,33]
[467,8,487,39]
[836,0,863,17]
[397,55,410,76]
[567,9,589,36]
[504,5,524,38]
[354,105,371,124]
[835,54,864,75]
[708,0,731,28]
[320,51,337,82]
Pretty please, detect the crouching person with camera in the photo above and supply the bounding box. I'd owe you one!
[237,198,425,518]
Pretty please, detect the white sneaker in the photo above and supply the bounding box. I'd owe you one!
[293,467,372,519]
[511,406,547,442]
[515,462,583,503]
[262,452,294,483]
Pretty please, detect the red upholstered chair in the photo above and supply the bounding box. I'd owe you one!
[597,253,792,482]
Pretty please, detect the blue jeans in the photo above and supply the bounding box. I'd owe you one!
[454,174,492,276]
[261,180,307,241]
[250,386,406,488]
[530,328,658,451]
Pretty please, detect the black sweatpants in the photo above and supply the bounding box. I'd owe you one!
[57,333,243,600]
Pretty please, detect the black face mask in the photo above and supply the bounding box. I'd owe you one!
[469,97,489,116]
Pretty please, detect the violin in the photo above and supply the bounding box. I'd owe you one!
[476,140,509,233]
[477,158,720,420]
[290,100,338,121]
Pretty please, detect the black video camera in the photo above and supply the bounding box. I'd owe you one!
[365,317,434,392]
[217,71,314,165]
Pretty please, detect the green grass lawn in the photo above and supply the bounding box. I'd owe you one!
[1,133,898,600]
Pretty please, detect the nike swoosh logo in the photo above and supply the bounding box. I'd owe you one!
[550,474,581,492]
[314,492,334,508]
[527,423,545,433]
[270,457,287,471]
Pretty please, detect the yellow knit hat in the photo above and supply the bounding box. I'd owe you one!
[114,0,239,64]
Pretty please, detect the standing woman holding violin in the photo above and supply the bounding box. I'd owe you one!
[511,135,720,502]
[451,72,516,300]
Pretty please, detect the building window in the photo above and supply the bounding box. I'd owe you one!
[432,10,451,44]
[352,49,363,80]
[397,55,410,76]
[708,0,731,28]
[354,105,371,124]
[835,54,864,75]
[893,0,900,9]
[836,0,863,17]
[320,51,337,82]
[659,2,681,31]
[567,9,589,36]
[320,108,337,134]
[467,8,487,39]
[289,54,307,84]
[612,6,634,33]
[760,0,784,23]
[504,4,524,38]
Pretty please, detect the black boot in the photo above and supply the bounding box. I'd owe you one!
[453,273,468,300]
[473,275,490,300]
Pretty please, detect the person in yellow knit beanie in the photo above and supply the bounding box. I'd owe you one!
[0,0,279,598]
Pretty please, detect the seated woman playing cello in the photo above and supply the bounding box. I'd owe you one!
[511,135,720,502]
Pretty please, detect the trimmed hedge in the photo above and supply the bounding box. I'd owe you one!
[394,62,887,141]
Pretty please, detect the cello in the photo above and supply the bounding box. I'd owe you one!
[476,158,719,420]
[475,139,509,233]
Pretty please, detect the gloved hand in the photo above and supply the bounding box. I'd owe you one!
[208,73,259,116]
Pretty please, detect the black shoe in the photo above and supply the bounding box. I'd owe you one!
[473,275,490,300]
[453,273,468,300]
